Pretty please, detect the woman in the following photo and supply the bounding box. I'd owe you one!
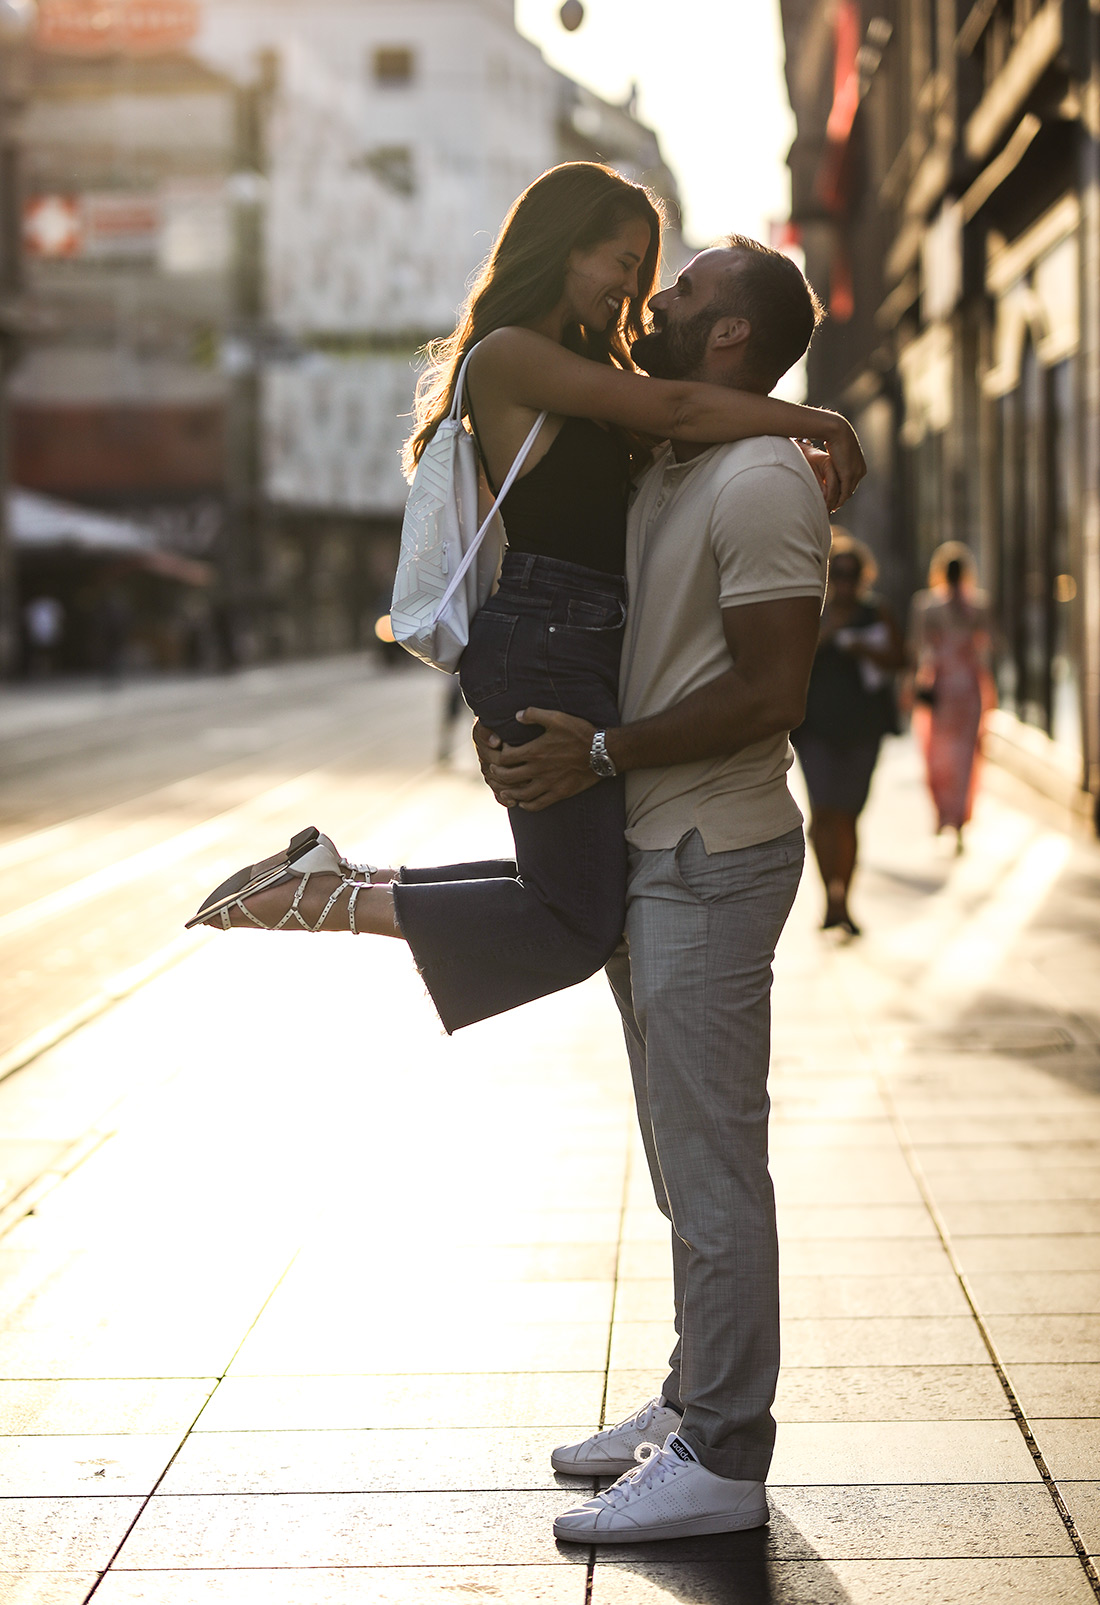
[791,531,905,935]
[910,541,995,852]
[188,162,865,1032]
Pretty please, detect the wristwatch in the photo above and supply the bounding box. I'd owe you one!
[589,730,618,778]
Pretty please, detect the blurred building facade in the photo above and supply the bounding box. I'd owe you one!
[8,0,685,671]
[781,0,1100,823]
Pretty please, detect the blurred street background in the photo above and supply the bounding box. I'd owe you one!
[1,0,1100,1601]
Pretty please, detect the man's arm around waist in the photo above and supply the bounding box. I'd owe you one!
[479,594,821,814]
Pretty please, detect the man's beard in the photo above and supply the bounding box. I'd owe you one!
[632,300,721,379]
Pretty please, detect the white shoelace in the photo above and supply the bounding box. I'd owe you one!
[597,1442,677,1509]
[591,1396,666,1443]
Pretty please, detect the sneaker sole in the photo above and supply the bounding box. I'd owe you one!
[553,1507,769,1543]
[550,1452,637,1477]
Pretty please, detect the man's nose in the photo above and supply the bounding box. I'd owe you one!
[648,286,671,312]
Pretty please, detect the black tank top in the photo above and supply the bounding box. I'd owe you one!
[471,411,632,577]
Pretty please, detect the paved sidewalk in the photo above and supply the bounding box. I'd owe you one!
[0,727,1097,1603]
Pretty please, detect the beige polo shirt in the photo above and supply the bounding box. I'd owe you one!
[620,435,830,853]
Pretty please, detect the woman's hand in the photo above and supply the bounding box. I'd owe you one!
[815,413,866,509]
[796,442,840,510]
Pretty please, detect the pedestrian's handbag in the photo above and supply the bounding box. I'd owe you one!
[390,343,546,673]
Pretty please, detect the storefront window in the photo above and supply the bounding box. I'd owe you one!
[1018,339,1048,731]
[993,347,1080,753]
[994,386,1019,715]
[1048,360,1081,757]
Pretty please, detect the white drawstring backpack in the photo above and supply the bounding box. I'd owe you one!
[390,342,546,673]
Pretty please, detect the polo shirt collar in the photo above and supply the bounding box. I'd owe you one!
[657,441,724,477]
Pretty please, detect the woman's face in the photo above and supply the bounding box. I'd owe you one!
[827,557,861,603]
[563,218,653,332]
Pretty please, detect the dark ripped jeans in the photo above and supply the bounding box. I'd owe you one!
[392,551,627,1033]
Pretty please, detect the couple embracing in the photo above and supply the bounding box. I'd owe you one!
[189,161,864,1543]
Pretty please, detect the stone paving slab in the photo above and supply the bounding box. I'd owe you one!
[0,1382,214,1437]
[0,1577,101,1605]
[91,1570,588,1604]
[111,1491,582,1568]
[0,1500,143,1571]
[191,1372,608,1433]
[1006,1365,1100,1416]
[769,1365,1014,1423]
[1035,1422,1100,1480]
[157,1426,600,1494]
[767,1419,1039,1483]
[1068,1486,1100,1556]
[590,1558,1099,1604]
[0,1437,179,1498]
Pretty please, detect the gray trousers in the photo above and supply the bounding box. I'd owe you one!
[605,824,804,1482]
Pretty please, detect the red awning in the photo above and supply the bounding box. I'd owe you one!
[816,0,861,216]
[826,0,861,146]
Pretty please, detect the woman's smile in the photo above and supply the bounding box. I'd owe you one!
[563,215,652,331]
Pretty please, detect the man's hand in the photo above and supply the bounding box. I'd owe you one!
[477,708,599,812]
[472,720,511,805]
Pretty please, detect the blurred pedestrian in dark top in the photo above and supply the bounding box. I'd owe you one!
[792,530,906,934]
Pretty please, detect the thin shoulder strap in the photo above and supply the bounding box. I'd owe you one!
[449,343,479,421]
[436,344,548,616]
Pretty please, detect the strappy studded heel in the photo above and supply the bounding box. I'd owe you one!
[186,827,379,933]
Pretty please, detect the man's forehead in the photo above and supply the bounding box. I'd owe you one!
[681,247,740,286]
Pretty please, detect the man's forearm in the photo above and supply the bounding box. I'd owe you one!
[482,595,820,813]
[605,669,802,772]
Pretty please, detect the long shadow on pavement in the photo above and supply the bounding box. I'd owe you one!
[584,1507,858,1603]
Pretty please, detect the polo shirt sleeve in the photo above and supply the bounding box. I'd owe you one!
[710,458,829,609]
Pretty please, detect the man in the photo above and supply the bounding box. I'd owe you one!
[478,236,846,1543]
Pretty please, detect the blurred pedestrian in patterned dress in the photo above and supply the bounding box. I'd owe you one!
[909,542,996,853]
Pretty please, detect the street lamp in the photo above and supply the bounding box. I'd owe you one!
[0,0,33,678]
[560,1,584,32]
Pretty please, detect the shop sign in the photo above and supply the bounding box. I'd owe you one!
[36,0,200,56]
[921,201,963,324]
[23,194,81,258]
[24,192,161,258]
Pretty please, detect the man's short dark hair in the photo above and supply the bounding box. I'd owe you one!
[717,235,825,389]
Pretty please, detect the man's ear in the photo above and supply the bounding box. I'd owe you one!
[711,316,751,353]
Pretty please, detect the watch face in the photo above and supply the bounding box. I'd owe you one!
[589,735,615,778]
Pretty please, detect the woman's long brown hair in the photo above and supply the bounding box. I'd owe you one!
[403,162,662,479]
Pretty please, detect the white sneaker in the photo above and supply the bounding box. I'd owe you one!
[553,1432,768,1544]
[551,1395,684,1477]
